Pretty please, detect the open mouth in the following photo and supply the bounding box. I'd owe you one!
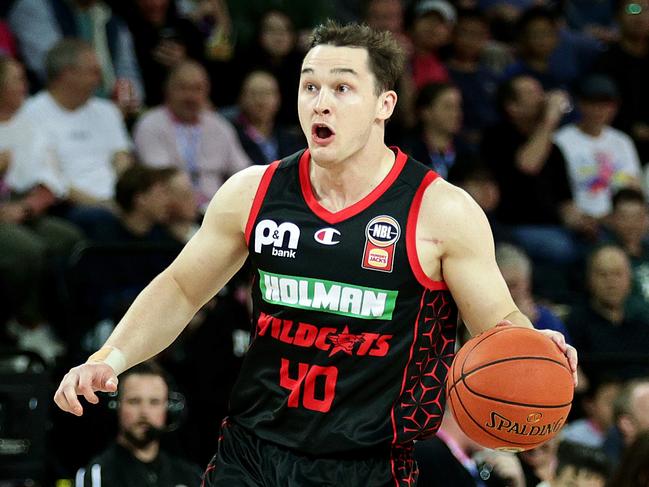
[312,123,335,145]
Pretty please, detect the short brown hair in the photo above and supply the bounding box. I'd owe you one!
[309,20,405,95]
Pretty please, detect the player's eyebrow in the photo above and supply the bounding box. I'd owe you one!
[300,67,359,76]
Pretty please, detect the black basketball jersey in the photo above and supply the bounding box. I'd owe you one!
[229,148,459,456]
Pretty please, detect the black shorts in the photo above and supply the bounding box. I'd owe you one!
[201,420,419,487]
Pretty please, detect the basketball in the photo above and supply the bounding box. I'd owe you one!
[446,325,574,452]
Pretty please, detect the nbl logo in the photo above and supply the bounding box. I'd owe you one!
[254,219,300,258]
[362,215,401,272]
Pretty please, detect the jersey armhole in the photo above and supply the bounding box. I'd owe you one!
[244,161,280,245]
[406,172,449,291]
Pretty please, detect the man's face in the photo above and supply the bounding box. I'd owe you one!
[552,466,606,487]
[501,264,531,305]
[587,247,631,310]
[420,87,462,136]
[259,12,295,58]
[578,99,618,129]
[412,13,452,51]
[0,59,27,112]
[610,200,649,246]
[629,384,649,432]
[139,181,170,223]
[67,50,102,101]
[167,172,198,221]
[509,76,545,121]
[522,18,558,59]
[240,72,280,124]
[166,66,209,123]
[298,45,392,165]
[585,382,621,431]
[118,374,168,445]
[453,18,489,60]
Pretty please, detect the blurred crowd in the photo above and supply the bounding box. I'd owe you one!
[2,0,649,485]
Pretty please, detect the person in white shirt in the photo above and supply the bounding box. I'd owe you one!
[20,38,132,207]
[133,60,251,210]
[554,75,642,219]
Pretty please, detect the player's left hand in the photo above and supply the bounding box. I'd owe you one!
[535,328,578,387]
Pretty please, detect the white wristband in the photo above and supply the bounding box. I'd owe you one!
[87,346,127,375]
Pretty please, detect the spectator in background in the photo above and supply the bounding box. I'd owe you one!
[76,361,202,487]
[567,245,649,380]
[503,5,602,93]
[538,441,610,487]
[7,0,142,106]
[518,438,560,487]
[593,0,649,161]
[0,55,83,364]
[407,0,454,90]
[133,61,251,210]
[162,168,199,243]
[364,0,412,54]
[603,379,649,467]
[607,431,649,487]
[605,188,649,306]
[446,8,499,149]
[495,243,572,338]
[554,74,642,220]
[111,0,206,107]
[20,39,132,208]
[415,403,526,487]
[402,82,466,180]
[564,0,617,43]
[229,70,303,166]
[482,75,580,264]
[561,375,622,448]
[234,9,304,126]
[85,165,178,245]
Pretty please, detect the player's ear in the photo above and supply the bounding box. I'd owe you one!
[376,90,397,122]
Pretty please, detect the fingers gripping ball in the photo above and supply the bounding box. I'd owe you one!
[446,326,574,452]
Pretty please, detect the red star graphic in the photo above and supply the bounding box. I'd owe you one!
[327,326,365,357]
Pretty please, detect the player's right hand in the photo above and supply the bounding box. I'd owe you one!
[53,362,118,416]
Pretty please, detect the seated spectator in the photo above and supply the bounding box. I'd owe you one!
[162,168,199,243]
[592,0,649,161]
[7,0,142,105]
[481,75,580,264]
[133,61,251,209]
[20,39,133,209]
[607,431,649,487]
[495,243,571,338]
[518,438,559,486]
[229,70,303,166]
[604,188,649,305]
[503,5,602,93]
[603,379,649,467]
[76,361,202,486]
[407,0,454,90]
[0,55,83,364]
[232,9,305,126]
[446,8,499,149]
[109,0,206,107]
[561,375,622,448]
[86,164,179,244]
[566,245,649,380]
[555,75,642,220]
[415,404,526,486]
[538,441,610,487]
[363,0,412,54]
[564,0,617,43]
[402,82,466,180]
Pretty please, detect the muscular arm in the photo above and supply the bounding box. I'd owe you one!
[419,179,532,335]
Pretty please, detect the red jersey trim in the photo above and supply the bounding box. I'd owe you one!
[299,147,408,224]
[244,161,280,245]
[406,172,448,290]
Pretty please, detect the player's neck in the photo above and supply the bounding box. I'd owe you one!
[309,141,395,213]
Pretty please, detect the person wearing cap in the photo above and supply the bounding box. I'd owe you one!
[408,0,455,90]
[554,74,642,220]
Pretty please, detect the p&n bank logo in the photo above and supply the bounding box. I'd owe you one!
[254,219,300,258]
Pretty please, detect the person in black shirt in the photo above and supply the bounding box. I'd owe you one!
[75,361,202,487]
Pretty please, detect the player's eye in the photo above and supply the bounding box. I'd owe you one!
[337,84,350,93]
[304,83,317,92]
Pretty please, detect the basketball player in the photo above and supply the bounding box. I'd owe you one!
[55,22,578,486]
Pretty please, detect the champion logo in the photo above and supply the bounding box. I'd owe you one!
[314,228,340,245]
